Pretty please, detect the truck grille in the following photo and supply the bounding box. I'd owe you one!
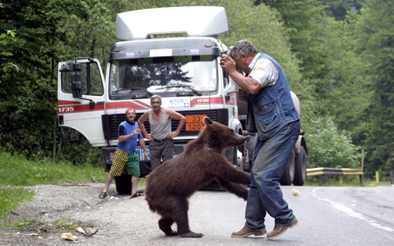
[103,109,228,140]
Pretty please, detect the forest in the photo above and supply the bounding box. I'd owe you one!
[1,0,393,180]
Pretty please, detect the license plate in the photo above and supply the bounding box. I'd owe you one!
[185,115,207,131]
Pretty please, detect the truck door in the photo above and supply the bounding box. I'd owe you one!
[57,58,107,146]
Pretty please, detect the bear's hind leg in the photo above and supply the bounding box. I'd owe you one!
[158,217,178,236]
[173,197,203,238]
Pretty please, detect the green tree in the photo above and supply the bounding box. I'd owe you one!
[306,12,372,140]
[255,0,371,172]
[0,0,59,158]
[255,0,324,77]
[307,117,362,169]
[0,30,19,80]
[356,0,394,178]
[320,0,364,21]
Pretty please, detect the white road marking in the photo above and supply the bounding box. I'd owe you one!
[312,187,394,232]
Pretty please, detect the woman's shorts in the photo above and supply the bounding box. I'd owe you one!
[109,149,140,177]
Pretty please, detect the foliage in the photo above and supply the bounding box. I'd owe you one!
[1,0,64,160]
[255,0,324,79]
[55,128,104,166]
[301,12,372,145]
[0,30,19,80]
[305,175,367,187]
[0,187,34,217]
[306,117,362,169]
[0,151,106,187]
[12,218,77,232]
[355,0,394,178]
[320,0,364,21]
[0,218,81,235]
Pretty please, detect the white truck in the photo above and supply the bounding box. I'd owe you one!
[57,6,308,194]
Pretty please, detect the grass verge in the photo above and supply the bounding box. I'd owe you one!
[0,151,107,219]
[4,218,79,232]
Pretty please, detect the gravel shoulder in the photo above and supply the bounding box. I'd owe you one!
[0,183,156,246]
[0,183,253,246]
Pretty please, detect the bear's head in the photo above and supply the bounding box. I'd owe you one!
[200,116,245,152]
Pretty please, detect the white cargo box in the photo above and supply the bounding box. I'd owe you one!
[115,6,229,40]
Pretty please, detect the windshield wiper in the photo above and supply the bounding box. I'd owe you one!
[164,85,202,96]
[128,87,153,98]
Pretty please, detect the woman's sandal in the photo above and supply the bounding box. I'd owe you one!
[130,192,143,199]
[99,192,107,199]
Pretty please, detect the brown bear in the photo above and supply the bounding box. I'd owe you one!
[145,116,251,238]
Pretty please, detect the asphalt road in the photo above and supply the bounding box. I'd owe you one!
[6,184,394,246]
[157,185,394,246]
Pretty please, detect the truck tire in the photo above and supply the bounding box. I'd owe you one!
[114,174,132,195]
[293,146,307,186]
[279,149,295,186]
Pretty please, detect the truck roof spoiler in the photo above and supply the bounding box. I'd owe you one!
[115,6,229,41]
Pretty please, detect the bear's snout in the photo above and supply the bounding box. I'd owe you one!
[231,135,246,146]
[238,136,246,144]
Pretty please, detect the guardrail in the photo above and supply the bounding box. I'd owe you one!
[307,167,364,186]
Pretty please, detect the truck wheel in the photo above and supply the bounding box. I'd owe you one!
[279,149,295,185]
[293,146,307,186]
[114,174,132,195]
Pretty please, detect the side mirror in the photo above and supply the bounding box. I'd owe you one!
[225,90,237,102]
[72,74,82,98]
[59,61,82,72]
[59,61,83,98]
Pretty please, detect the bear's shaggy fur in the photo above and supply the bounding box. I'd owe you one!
[145,117,251,238]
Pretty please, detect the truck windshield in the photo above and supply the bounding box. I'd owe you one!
[109,55,217,98]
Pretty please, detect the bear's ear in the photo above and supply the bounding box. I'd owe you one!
[204,116,213,125]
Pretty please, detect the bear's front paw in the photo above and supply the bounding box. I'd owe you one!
[165,230,178,236]
[180,232,204,238]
